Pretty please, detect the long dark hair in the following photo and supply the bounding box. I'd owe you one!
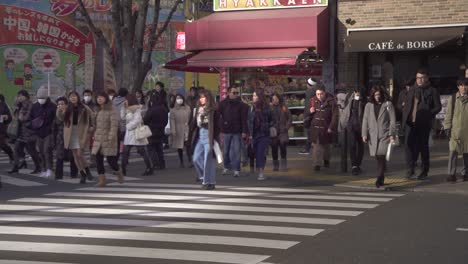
[64,91,86,127]
[369,85,390,104]
[254,88,268,128]
[197,89,216,111]
[95,91,110,108]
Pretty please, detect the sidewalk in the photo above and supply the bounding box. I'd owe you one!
[262,139,461,191]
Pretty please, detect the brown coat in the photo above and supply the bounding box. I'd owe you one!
[56,104,94,150]
[308,94,338,145]
[271,103,291,144]
[92,103,119,156]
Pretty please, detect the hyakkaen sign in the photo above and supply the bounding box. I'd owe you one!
[368,40,436,51]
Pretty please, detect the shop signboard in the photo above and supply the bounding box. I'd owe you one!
[213,0,328,12]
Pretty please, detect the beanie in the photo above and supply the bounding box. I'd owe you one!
[36,85,48,99]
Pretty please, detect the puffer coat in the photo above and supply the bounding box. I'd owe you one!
[122,105,148,146]
[444,93,468,153]
[92,102,119,156]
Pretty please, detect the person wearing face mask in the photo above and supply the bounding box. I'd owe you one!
[338,88,366,175]
[29,85,57,178]
[82,89,98,169]
[170,94,191,168]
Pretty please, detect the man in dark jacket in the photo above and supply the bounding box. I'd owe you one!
[144,95,169,170]
[309,85,338,171]
[30,86,57,178]
[0,94,13,162]
[402,69,441,179]
[218,86,248,177]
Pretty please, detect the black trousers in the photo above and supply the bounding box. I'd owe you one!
[122,145,152,169]
[96,152,119,175]
[148,141,165,169]
[376,155,386,179]
[271,138,287,161]
[348,128,364,167]
[0,135,13,160]
[14,140,41,169]
[405,124,431,173]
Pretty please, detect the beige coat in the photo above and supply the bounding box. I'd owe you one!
[170,104,191,149]
[444,93,468,153]
[92,103,119,156]
[56,104,95,150]
[362,101,396,156]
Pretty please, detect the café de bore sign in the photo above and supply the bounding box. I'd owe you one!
[368,40,436,51]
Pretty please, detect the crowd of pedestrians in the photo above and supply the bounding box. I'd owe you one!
[0,69,467,190]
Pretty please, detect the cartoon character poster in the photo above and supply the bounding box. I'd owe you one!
[0,0,186,105]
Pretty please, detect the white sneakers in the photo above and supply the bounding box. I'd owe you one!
[257,173,266,181]
[233,171,240,177]
[222,168,230,175]
[40,170,53,179]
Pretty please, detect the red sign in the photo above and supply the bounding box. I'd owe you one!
[219,68,229,100]
[0,4,94,64]
[50,0,111,17]
[176,32,185,50]
[43,54,53,67]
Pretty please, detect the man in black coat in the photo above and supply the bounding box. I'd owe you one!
[402,69,441,179]
[144,95,169,170]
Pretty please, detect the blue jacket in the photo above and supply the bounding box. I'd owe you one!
[248,105,274,138]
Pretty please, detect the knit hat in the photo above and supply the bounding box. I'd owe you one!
[36,85,48,99]
[307,78,317,86]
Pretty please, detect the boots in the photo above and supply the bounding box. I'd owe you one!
[142,167,154,176]
[85,167,94,181]
[95,175,106,187]
[55,159,63,180]
[121,166,127,176]
[79,170,87,184]
[7,165,19,174]
[280,159,288,171]
[117,168,124,184]
[273,160,279,171]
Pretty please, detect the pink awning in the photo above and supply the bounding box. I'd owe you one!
[185,7,329,57]
[164,53,219,73]
[187,48,307,68]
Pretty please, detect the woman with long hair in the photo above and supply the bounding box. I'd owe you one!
[248,88,274,180]
[170,93,191,167]
[54,97,78,179]
[362,85,396,188]
[57,91,95,183]
[92,91,124,187]
[190,89,220,190]
[270,93,291,171]
[121,93,153,176]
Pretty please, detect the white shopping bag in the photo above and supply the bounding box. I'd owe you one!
[213,140,223,164]
[386,142,395,162]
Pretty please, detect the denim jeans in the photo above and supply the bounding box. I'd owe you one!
[193,128,216,185]
[253,135,270,169]
[222,133,241,172]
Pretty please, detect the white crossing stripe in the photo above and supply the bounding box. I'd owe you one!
[0,204,344,225]
[78,187,271,196]
[456,228,468,232]
[0,261,76,264]
[12,197,364,217]
[329,191,405,197]
[108,182,326,193]
[48,192,211,200]
[0,241,270,264]
[0,226,299,249]
[0,175,46,187]
[0,214,324,236]
[269,194,393,202]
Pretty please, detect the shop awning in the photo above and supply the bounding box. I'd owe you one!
[187,48,308,68]
[345,26,466,52]
[185,7,329,57]
[163,53,219,73]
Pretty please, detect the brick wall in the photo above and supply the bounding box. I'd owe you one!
[336,0,468,88]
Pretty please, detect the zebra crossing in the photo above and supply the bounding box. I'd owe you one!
[0,183,405,263]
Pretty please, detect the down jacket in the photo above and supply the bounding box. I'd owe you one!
[122,105,148,146]
[92,102,119,156]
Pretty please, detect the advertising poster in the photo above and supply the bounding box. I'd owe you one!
[0,0,186,105]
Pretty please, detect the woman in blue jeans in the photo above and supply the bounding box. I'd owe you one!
[190,89,220,190]
[248,88,274,181]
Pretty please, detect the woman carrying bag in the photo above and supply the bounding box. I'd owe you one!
[121,94,153,176]
[362,85,396,188]
[270,93,291,171]
[190,89,220,190]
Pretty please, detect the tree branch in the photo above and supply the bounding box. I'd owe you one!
[152,0,184,46]
[110,0,123,66]
[134,0,150,63]
[76,0,111,50]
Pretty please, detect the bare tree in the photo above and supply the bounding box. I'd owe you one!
[77,0,183,92]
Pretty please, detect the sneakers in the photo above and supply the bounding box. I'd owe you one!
[39,171,47,178]
[202,184,215,190]
[45,169,53,179]
[417,172,429,180]
[298,149,310,155]
[257,173,266,181]
[222,168,231,176]
[233,171,240,177]
[406,169,415,179]
[351,166,360,175]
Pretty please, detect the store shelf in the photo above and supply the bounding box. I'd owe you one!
[292,120,303,124]
[284,91,306,95]
[241,93,253,96]
[288,106,305,110]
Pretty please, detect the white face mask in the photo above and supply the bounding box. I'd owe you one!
[176,98,183,105]
[354,95,360,101]
[83,96,92,103]
[109,96,114,100]
[37,98,47,105]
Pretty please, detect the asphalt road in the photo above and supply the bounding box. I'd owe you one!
[0,149,467,264]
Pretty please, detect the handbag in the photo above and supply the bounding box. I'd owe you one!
[7,118,19,139]
[30,113,45,129]
[135,123,152,140]
[269,127,277,138]
[386,141,395,162]
[213,140,223,164]
[164,112,171,135]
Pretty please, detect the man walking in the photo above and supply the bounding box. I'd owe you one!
[299,78,318,155]
[218,86,248,177]
[444,77,468,182]
[402,69,441,180]
[309,85,338,171]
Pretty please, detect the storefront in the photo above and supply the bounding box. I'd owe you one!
[166,1,332,140]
